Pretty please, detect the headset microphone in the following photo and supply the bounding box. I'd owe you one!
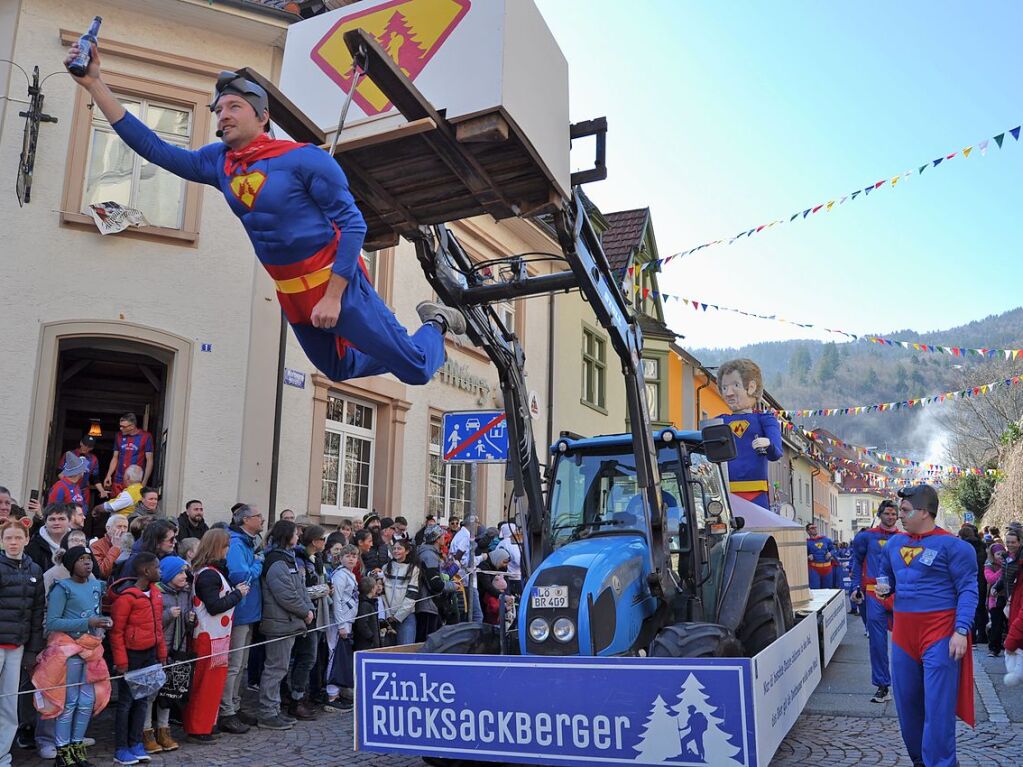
[216,129,224,138]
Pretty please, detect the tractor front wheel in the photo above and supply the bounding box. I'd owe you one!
[648,622,744,658]
[736,557,795,656]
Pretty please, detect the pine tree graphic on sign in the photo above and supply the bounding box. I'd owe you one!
[671,673,743,765]
[633,695,680,763]
[379,11,427,76]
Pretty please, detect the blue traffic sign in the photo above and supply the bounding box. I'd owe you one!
[442,410,508,463]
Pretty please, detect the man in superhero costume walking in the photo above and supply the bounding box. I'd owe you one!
[850,499,900,703]
[878,484,977,767]
[65,46,464,384]
[805,522,838,589]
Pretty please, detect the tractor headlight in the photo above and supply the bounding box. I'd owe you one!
[552,617,576,643]
[528,618,550,642]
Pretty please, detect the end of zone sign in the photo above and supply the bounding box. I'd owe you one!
[442,411,508,463]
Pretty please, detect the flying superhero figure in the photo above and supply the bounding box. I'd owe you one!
[850,499,900,704]
[716,359,782,509]
[65,46,465,385]
[805,522,839,589]
[878,484,978,767]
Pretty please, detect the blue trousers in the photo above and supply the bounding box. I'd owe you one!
[55,656,94,747]
[291,269,446,384]
[864,597,891,687]
[892,635,960,767]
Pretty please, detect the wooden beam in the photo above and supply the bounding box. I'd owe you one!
[455,113,510,144]
[61,359,92,384]
[137,364,163,393]
[234,66,325,146]
[333,117,437,154]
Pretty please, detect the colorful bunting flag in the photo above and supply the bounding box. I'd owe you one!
[630,121,1022,273]
[775,376,1022,419]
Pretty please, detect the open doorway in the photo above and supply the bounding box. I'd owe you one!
[44,338,171,499]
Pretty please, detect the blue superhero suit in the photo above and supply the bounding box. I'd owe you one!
[111,113,444,384]
[850,525,898,688]
[718,411,782,508]
[879,529,978,767]
[806,535,838,588]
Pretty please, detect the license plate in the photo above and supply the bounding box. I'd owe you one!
[531,585,568,609]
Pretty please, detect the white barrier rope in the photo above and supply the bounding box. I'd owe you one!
[6,576,518,700]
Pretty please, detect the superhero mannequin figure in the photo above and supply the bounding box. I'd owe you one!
[65,47,466,385]
[878,484,977,767]
[717,359,782,509]
[850,499,900,703]
[806,522,838,589]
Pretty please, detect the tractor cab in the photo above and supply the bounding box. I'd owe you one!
[521,427,736,656]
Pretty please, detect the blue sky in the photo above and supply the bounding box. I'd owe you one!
[536,1,1022,349]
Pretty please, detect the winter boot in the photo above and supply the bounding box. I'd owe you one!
[53,744,75,767]
[287,697,318,721]
[141,729,163,754]
[155,727,179,751]
[69,742,96,767]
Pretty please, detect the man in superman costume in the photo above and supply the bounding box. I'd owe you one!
[878,484,978,767]
[716,359,782,509]
[66,46,464,384]
[805,522,838,588]
[850,499,900,703]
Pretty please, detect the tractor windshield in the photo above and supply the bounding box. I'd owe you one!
[547,445,684,549]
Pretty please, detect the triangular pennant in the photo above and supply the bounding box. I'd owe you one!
[933,157,943,167]
[979,139,989,155]
[851,190,861,200]
[918,164,927,174]
[994,133,1005,148]
[802,208,812,218]
[962,146,973,158]
[1011,126,1021,141]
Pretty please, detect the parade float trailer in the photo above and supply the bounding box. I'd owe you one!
[269,1,847,764]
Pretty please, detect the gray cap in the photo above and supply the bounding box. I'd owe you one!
[422,524,444,544]
[210,71,269,120]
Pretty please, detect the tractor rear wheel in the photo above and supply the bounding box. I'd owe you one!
[648,622,744,658]
[421,622,506,655]
[736,557,794,656]
[420,623,509,767]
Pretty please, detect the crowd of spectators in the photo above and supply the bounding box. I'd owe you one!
[0,472,522,766]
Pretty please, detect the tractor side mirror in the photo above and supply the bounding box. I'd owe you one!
[733,516,745,530]
[701,423,737,463]
[706,500,724,519]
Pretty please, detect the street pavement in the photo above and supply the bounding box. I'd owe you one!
[13,616,1023,766]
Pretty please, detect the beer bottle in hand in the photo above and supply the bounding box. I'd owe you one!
[66,16,102,76]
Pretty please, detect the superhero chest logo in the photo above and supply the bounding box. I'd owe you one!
[730,420,750,438]
[310,0,471,116]
[230,171,267,210]
[899,546,939,567]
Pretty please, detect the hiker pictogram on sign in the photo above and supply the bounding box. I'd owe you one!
[442,410,508,463]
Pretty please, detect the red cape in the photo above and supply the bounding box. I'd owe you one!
[224,133,307,176]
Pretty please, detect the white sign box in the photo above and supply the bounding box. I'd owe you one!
[280,0,570,197]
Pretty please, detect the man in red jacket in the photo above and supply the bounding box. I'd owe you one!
[109,552,167,765]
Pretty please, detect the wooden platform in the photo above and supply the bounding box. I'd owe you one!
[241,28,566,251]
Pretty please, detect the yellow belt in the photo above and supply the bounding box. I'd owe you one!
[730,480,769,493]
[273,265,333,294]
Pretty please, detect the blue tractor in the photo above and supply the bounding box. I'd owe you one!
[414,193,795,664]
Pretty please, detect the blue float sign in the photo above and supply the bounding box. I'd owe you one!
[355,653,755,766]
[442,410,508,463]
